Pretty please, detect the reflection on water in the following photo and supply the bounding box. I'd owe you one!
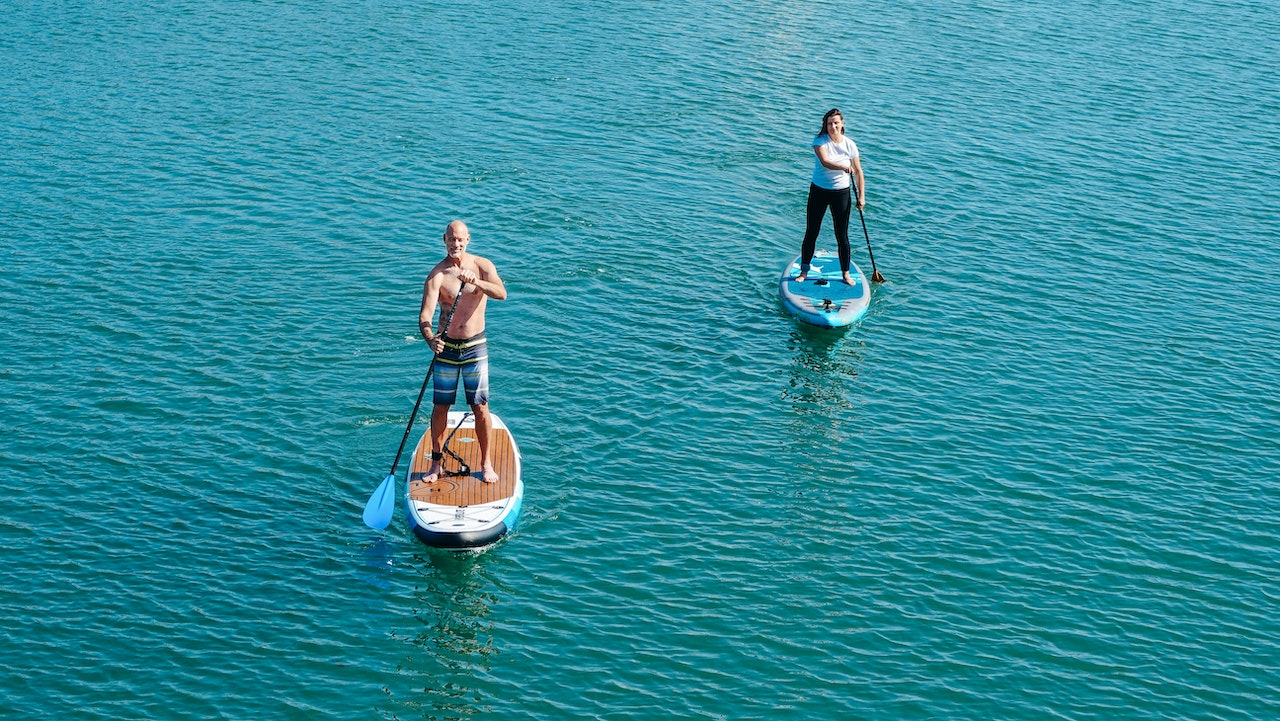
[388,551,501,721]
[783,324,865,416]
[777,323,869,499]
[360,537,396,590]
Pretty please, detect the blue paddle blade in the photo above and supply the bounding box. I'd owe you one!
[362,474,397,529]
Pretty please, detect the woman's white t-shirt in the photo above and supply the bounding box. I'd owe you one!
[811,134,859,191]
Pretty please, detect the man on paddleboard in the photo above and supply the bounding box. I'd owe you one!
[418,220,508,483]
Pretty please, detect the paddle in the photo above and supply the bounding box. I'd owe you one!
[362,281,467,529]
[853,180,885,283]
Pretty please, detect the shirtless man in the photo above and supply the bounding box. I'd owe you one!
[418,220,507,484]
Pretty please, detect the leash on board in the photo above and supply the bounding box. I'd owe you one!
[440,411,473,478]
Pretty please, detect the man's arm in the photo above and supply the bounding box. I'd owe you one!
[418,274,441,342]
[459,258,507,300]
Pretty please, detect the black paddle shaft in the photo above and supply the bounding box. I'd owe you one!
[385,281,467,477]
[852,180,884,282]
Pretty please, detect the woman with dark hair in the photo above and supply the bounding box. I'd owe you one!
[796,108,864,285]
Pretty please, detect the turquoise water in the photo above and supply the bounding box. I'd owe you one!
[3,0,1278,718]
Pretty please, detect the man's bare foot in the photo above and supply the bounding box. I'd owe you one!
[481,464,499,484]
[423,463,442,484]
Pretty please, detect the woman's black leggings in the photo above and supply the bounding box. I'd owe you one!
[801,183,852,273]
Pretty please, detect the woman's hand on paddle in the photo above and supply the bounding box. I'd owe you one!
[855,196,865,210]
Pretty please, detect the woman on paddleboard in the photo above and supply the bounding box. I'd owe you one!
[796,108,865,285]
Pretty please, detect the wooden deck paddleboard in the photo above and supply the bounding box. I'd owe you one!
[778,250,871,327]
[404,411,523,551]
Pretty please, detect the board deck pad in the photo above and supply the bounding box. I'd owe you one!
[408,422,518,507]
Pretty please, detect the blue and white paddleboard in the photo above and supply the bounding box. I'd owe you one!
[404,411,523,551]
[778,250,871,327]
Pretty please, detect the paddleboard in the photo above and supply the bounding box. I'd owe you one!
[778,250,871,327]
[404,410,523,551]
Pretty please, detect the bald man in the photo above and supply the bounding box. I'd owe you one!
[418,220,507,483]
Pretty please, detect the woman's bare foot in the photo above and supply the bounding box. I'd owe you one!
[795,272,808,283]
[423,463,442,484]
[481,464,499,484]
[842,272,854,285]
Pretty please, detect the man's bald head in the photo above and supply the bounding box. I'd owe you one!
[444,220,470,241]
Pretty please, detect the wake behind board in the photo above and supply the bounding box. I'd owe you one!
[404,411,523,551]
[778,250,871,327]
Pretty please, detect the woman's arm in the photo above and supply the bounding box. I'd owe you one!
[813,144,848,172]
[851,155,865,209]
